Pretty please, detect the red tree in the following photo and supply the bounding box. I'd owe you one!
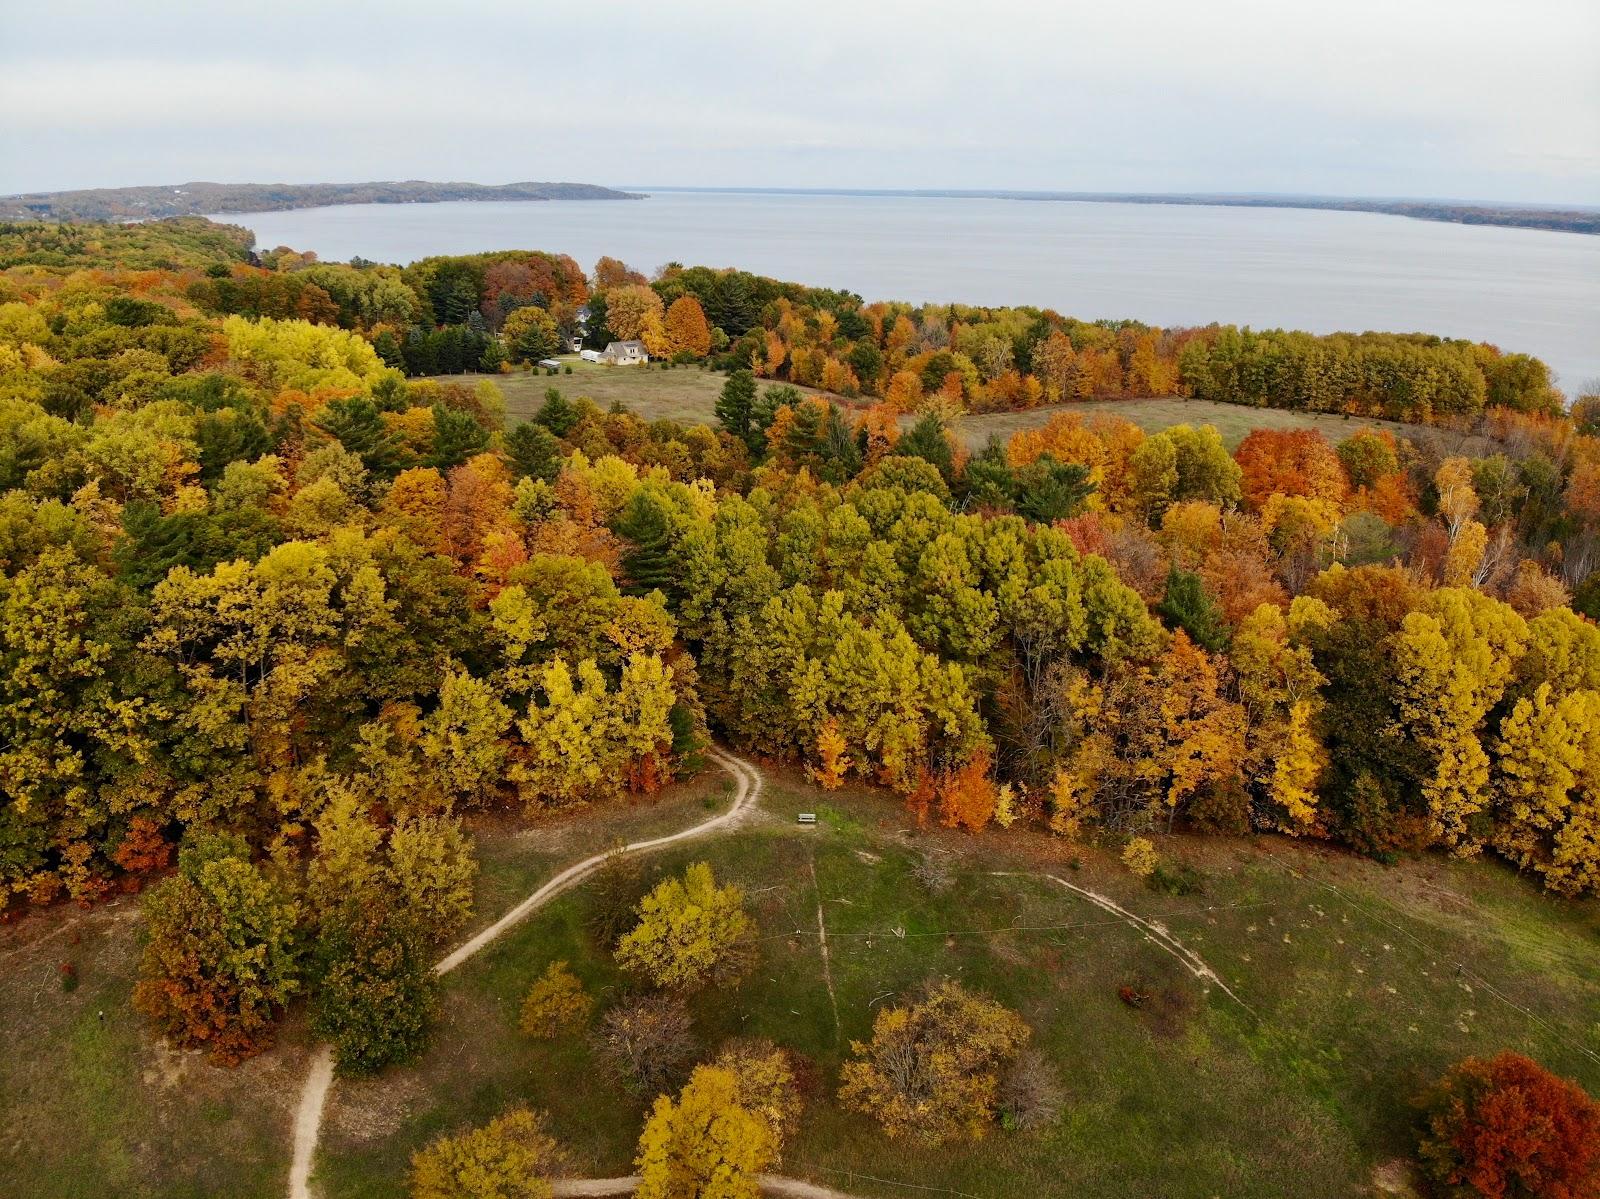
[1418,1052,1600,1199]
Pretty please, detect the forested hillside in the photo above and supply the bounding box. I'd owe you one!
[3,215,1599,1086]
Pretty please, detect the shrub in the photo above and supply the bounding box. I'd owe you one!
[1147,862,1205,896]
[615,862,752,991]
[912,848,954,895]
[1417,1052,1600,1199]
[1121,837,1159,878]
[410,1105,565,1199]
[586,846,644,948]
[518,960,592,1039]
[997,1048,1064,1132]
[838,980,1030,1144]
[594,994,696,1094]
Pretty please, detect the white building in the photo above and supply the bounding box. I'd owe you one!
[598,340,649,365]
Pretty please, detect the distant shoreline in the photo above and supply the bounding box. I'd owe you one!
[0,180,643,224]
[629,186,1600,236]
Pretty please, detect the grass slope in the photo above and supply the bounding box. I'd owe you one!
[314,768,1600,1199]
[949,398,1426,452]
[459,363,1445,453]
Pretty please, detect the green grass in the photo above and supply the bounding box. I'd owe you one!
[0,900,297,1199]
[443,362,1448,455]
[312,771,1600,1199]
[432,359,838,429]
[949,397,1431,451]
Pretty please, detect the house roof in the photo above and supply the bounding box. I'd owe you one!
[605,340,646,352]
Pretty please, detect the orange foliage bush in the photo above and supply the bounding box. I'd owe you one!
[1418,1052,1600,1199]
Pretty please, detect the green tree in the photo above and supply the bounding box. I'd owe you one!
[895,412,954,482]
[1158,566,1230,651]
[425,403,490,471]
[506,421,562,482]
[715,370,757,448]
[311,896,437,1074]
[316,396,408,479]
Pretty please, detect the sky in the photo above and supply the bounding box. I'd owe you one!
[3,0,1597,204]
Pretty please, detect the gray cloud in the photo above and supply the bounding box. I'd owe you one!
[2,0,1596,202]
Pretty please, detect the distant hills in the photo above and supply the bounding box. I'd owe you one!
[641,186,1600,236]
[0,180,643,223]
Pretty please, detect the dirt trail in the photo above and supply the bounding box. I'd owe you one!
[287,747,762,1199]
[551,1176,861,1198]
[995,870,1253,1013]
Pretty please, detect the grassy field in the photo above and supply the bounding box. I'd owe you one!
[0,772,729,1199]
[436,359,839,429]
[444,362,1451,454]
[948,397,1436,452]
[312,765,1600,1199]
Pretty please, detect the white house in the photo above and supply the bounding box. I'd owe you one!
[598,340,649,365]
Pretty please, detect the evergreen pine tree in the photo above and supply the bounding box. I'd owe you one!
[715,369,756,445]
[1157,566,1231,651]
[506,422,561,482]
[426,404,490,471]
[894,412,954,482]
[316,397,408,478]
[534,388,580,438]
[613,492,679,601]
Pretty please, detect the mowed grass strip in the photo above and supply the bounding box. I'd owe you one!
[949,397,1436,451]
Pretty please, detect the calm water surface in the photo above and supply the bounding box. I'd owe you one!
[222,191,1600,390]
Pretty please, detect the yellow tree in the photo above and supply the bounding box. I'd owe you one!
[604,284,666,344]
[615,862,751,991]
[634,1066,776,1199]
[410,1106,564,1199]
[838,981,1029,1144]
[1492,683,1600,895]
[1393,587,1528,849]
[1231,603,1326,832]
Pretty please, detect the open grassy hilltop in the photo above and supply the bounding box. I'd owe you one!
[457,360,1456,453]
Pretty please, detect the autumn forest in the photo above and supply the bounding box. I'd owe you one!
[2,214,1598,1199]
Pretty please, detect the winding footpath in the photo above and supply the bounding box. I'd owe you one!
[287,751,1249,1199]
[287,747,763,1199]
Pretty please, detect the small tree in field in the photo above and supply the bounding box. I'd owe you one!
[594,994,697,1094]
[519,960,593,1039]
[1417,1052,1600,1199]
[839,980,1030,1144]
[615,862,751,991]
[634,1065,776,1199]
[410,1105,565,1199]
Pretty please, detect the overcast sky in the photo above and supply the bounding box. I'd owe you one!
[3,0,1597,203]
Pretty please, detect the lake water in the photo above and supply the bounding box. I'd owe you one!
[221,191,1600,391]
